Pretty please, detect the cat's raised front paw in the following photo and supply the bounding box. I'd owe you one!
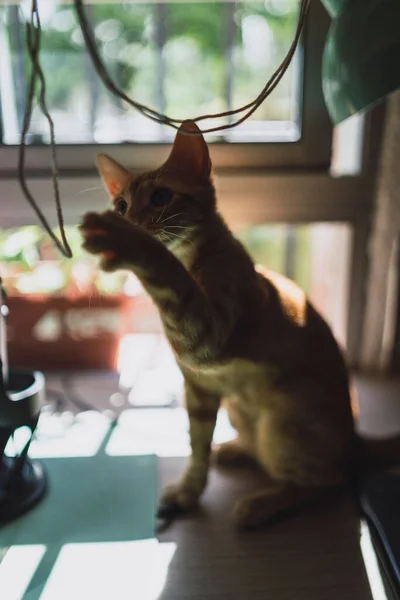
[80,210,146,272]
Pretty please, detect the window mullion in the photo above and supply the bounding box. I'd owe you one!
[154,2,167,140]
[223,0,235,128]
[9,5,26,129]
[0,6,19,145]
[84,5,101,142]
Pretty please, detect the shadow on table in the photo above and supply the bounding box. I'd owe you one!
[0,426,157,600]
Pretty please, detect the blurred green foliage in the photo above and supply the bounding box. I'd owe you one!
[3,1,299,137]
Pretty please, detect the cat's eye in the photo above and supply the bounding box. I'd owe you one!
[115,198,128,216]
[150,187,173,208]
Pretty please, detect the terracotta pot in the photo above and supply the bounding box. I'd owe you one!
[6,295,128,371]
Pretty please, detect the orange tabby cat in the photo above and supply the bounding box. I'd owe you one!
[81,121,400,529]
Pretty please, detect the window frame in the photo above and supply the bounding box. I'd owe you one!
[0,1,385,370]
[0,1,333,175]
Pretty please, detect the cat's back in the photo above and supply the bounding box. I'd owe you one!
[255,265,308,328]
[251,264,348,379]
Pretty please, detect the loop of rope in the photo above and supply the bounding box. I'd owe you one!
[19,0,72,258]
[17,0,310,258]
[74,0,311,135]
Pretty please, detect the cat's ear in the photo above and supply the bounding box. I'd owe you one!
[96,154,131,197]
[164,120,211,183]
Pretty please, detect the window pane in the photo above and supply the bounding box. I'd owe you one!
[1,221,351,380]
[237,222,352,348]
[0,0,302,145]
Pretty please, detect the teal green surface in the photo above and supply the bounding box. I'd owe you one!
[321,0,400,124]
[0,426,157,599]
[321,0,348,18]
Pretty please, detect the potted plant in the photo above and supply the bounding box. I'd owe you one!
[0,226,159,371]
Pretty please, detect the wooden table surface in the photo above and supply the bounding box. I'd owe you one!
[155,374,400,600]
[7,371,399,599]
[157,457,373,600]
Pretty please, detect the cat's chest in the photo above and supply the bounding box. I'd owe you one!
[177,357,274,397]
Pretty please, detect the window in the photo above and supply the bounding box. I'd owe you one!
[2,1,302,144]
[0,221,351,406]
[0,1,378,369]
[0,0,332,172]
[237,222,352,348]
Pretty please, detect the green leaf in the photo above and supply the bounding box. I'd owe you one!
[322,0,400,124]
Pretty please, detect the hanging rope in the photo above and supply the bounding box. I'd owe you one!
[18,0,311,258]
[74,0,311,134]
[19,0,72,258]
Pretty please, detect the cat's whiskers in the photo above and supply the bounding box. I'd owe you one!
[164,225,188,230]
[156,204,168,224]
[160,230,174,246]
[156,231,169,245]
[159,212,186,225]
[78,186,104,195]
[164,229,196,251]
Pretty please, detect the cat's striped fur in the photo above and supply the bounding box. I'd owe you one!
[81,121,400,529]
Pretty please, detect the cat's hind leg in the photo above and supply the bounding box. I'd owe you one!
[213,398,256,467]
[232,386,351,529]
[233,484,334,530]
[213,438,255,467]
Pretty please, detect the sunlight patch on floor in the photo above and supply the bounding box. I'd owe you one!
[117,333,183,407]
[359,521,389,600]
[40,540,176,600]
[105,407,236,457]
[0,545,46,600]
[27,410,110,458]
[5,403,236,460]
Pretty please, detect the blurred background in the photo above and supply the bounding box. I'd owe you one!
[0,0,301,144]
[2,3,400,598]
[0,0,357,410]
[0,0,395,410]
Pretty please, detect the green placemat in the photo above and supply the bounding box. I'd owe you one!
[0,424,157,599]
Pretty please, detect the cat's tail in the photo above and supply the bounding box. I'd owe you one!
[357,433,400,469]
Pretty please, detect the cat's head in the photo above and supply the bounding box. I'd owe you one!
[96,120,215,253]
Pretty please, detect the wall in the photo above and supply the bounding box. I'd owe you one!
[361,90,400,372]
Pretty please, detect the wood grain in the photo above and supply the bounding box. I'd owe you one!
[157,459,373,600]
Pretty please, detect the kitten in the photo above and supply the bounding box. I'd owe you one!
[81,121,400,529]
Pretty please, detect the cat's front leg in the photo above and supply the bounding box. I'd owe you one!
[81,210,198,306]
[81,210,235,361]
[158,381,220,516]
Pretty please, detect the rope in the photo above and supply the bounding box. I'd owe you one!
[18,0,72,258]
[74,0,311,135]
[17,0,311,258]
